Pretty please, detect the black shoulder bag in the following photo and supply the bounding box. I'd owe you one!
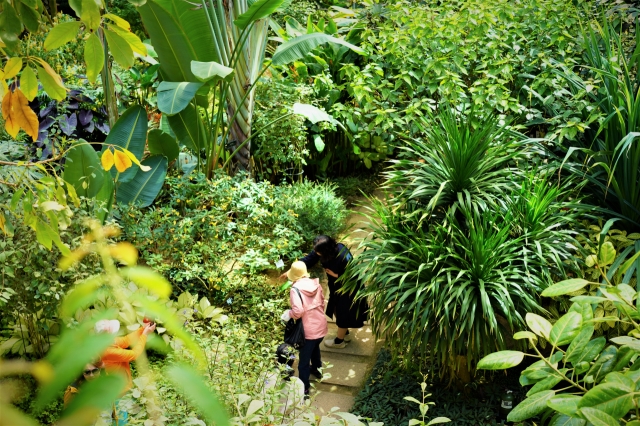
[284,287,306,349]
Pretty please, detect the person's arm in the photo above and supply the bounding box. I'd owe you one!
[299,250,320,269]
[114,327,144,348]
[289,288,304,320]
[101,334,148,363]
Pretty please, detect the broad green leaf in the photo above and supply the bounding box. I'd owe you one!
[293,103,343,128]
[35,64,66,101]
[104,105,147,183]
[147,129,179,162]
[542,279,590,297]
[508,390,555,422]
[426,418,451,425]
[272,32,365,65]
[579,407,621,426]
[603,371,634,388]
[526,313,552,339]
[191,60,234,84]
[44,21,82,50]
[548,394,581,417]
[20,66,38,101]
[63,141,105,198]
[157,82,203,115]
[611,336,640,352]
[549,414,586,426]
[599,242,616,266]
[619,251,640,276]
[166,364,229,426]
[565,325,594,364]
[84,33,105,84]
[80,0,101,31]
[570,336,607,367]
[477,351,524,370]
[526,375,563,396]
[120,266,171,298]
[116,155,167,207]
[234,0,285,30]
[137,0,216,83]
[578,382,633,419]
[105,29,134,69]
[550,312,582,346]
[167,104,205,153]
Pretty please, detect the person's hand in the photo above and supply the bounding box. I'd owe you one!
[279,272,287,281]
[142,322,156,335]
[281,310,291,322]
[324,268,338,278]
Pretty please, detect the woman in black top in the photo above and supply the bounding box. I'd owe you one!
[299,235,367,348]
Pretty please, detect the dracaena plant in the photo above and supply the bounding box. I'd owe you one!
[139,0,364,176]
[478,249,640,425]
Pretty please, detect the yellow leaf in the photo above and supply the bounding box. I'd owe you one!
[109,242,138,265]
[3,57,23,80]
[122,147,142,166]
[2,89,39,140]
[101,148,115,171]
[108,24,147,56]
[0,212,7,235]
[0,80,7,101]
[104,13,131,30]
[114,149,132,172]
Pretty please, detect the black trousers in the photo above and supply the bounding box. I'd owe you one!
[297,337,323,391]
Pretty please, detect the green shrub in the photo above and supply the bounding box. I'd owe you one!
[120,173,347,298]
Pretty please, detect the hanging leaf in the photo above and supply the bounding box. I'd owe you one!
[95,170,114,224]
[104,105,147,183]
[293,103,343,128]
[63,141,105,198]
[272,33,365,66]
[103,13,131,30]
[157,82,203,115]
[167,104,204,154]
[16,2,40,33]
[104,29,134,69]
[80,0,101,31]
[85,33,105,84]
[147,129,179,162]
[116,155,168,208]
[2,89,39,140]
[313,134,325,152]
[44,21,82,50]
[113,149,132,172]
[20,66,38,101]
[107,24,147,56]
[190,61,234,85]
[477,351,525,370]
[101,148,115,171]
[3,57,23,79]
[34,61,66,101]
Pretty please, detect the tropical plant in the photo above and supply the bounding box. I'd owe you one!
[138,0,362,176]
[383,107,537,225]
[558,17,640,230]
[477,249,640,424]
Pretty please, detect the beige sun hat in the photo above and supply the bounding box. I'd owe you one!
[95,319,121,334]
[287,261,309,282]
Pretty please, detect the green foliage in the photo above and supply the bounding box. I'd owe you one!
[558,17,640,230]
[106,0,146,36]
[252,79,312,182]
[478,258,640,424]
[344,106,583,382]
[120,173,347,297]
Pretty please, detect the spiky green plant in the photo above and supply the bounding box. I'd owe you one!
[384,108,538,224]
[559,18,640,230]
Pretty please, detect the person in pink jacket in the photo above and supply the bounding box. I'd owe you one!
[281,261,328,395]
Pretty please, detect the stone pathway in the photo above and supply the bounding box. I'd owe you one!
[308,194,385,415]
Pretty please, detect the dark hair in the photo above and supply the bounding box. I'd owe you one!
[313,235,338,262]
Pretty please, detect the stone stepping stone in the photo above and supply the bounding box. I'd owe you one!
[311,392,355,414]
[317,358,369,388]
[321,323,379,358]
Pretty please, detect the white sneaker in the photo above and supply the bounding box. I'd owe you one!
[344,334,352,342]
[324,338,347,349]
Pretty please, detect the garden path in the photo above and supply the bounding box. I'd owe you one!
[308,192,386,416]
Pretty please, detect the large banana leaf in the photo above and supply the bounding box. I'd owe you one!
[103,105,148,183]
[116,155,168,207]
[272,33,365,65]
[157,82,203,115]
[167,104,205,153]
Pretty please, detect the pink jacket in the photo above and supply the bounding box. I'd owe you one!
[288,277,328,340]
